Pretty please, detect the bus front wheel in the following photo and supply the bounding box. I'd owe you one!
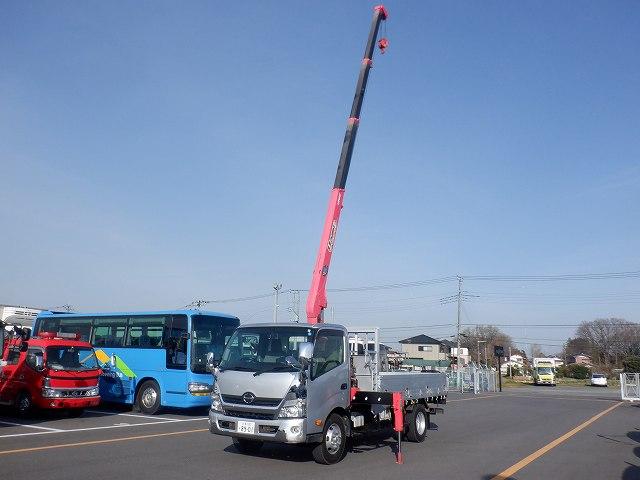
[136,380,161,415]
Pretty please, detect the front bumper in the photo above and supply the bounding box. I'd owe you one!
[34,395,101,410]
[209,410,308,444]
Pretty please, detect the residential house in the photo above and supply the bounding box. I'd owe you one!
[399,334,446,361]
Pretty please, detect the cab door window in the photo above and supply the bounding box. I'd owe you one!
[311,330,344,380]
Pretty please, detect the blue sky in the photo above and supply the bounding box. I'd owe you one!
[1,1,638,353]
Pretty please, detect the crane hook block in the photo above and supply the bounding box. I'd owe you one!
[378,38,389,54]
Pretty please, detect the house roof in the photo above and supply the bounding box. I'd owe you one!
[398,334,442,345]
[439,339,456,348]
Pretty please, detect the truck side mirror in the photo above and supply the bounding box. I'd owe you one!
[298,342,314,367]
[21,328,31,341]
[206,352,218,372]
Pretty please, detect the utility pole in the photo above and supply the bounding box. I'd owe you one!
[330,306,335,323]
[288,290,301,323]
[477,340,486,365]
[273,283,282,323]
[456,275,462,393]
[509,346,512,377]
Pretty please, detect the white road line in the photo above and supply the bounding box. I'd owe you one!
[0,420,63,432]
[0,416,208,439]
[85,410,173,421]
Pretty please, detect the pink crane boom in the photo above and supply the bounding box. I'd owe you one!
[306,5,389,324]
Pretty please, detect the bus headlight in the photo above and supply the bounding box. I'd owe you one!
[87,386,99,397]
[278,399,306,418]
[188,382,213,396]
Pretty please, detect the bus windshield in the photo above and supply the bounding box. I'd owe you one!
[190,315,238,374]
[46,346,99,371]
[219,326,315,374]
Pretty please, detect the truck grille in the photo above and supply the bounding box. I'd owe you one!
[60,389,93,398]
[222,395,281,407]
[226,410,276,420]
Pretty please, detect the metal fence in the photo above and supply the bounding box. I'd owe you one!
[447,363,498,394]
[620,373,640,402]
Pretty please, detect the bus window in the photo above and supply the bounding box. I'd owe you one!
[165,315,188,370]
[127,316,165,348]
[92,318,127,347]
[38,317,93,342]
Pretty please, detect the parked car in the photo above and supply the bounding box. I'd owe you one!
[590,373,607,387]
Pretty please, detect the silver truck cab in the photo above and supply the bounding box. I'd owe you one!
[209,323,349,446]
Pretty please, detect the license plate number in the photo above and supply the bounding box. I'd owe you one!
[237,421,256,434]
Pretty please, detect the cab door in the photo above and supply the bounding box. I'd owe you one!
[305,329,349,435]
[0,346,23,404]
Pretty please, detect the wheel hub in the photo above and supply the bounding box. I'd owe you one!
[325,423,342,454]
[142,387,157,408]
[416,410,426,435]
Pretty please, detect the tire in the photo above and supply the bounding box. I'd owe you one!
[16,391,33,418]
[135,380,162,415]
[405,404,428,443]
[232,437,264,454]
[312,413,347,464]
[67,408,85,418]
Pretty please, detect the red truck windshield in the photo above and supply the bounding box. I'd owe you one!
[46,346,98,371]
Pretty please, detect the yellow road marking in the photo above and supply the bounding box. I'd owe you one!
[502,393,617,403]
[0,428,208,456]
[490,402,622,480]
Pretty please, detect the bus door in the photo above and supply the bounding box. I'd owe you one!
[162,315,189,400]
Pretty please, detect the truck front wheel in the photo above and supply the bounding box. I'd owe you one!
[16,391,33,417]
[312,413,347,464]
[405,404,428,443]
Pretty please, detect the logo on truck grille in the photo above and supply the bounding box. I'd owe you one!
[242,392,256,404]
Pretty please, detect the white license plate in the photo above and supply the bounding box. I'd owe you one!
[237,421,256,434]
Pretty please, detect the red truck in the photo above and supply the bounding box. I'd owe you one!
[0,325,101,416]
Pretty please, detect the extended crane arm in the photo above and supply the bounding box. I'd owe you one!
[306,5,388,324]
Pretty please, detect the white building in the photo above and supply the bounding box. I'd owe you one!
[1,304,42,330]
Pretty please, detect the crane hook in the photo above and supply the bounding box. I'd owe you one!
[378,37,389,54]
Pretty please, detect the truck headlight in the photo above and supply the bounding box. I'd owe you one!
[42,388,62,398]
[278,399,306,418]
[188,382,213,395]
[87,387,99,397]
[210,385,225,413]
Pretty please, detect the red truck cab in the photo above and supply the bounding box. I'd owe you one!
[0,327,101,416]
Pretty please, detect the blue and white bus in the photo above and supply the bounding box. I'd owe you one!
[34,310,239,413]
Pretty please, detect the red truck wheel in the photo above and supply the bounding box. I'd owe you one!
[16,391,33,417]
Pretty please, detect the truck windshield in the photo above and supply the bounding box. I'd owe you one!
[537,367,553,375]
[219,326,316,374]
[46,346,98,371]
[190,315,238,374]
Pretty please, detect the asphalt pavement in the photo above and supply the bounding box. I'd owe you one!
[0,386,636,480]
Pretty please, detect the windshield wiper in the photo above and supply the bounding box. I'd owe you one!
[223,366,255,372]
[253,365,296,377]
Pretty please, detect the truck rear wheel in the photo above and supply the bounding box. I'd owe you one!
[312,413,347,464]
[405,404,428,443]
[135,380,161,415]
[232,438,264,454]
